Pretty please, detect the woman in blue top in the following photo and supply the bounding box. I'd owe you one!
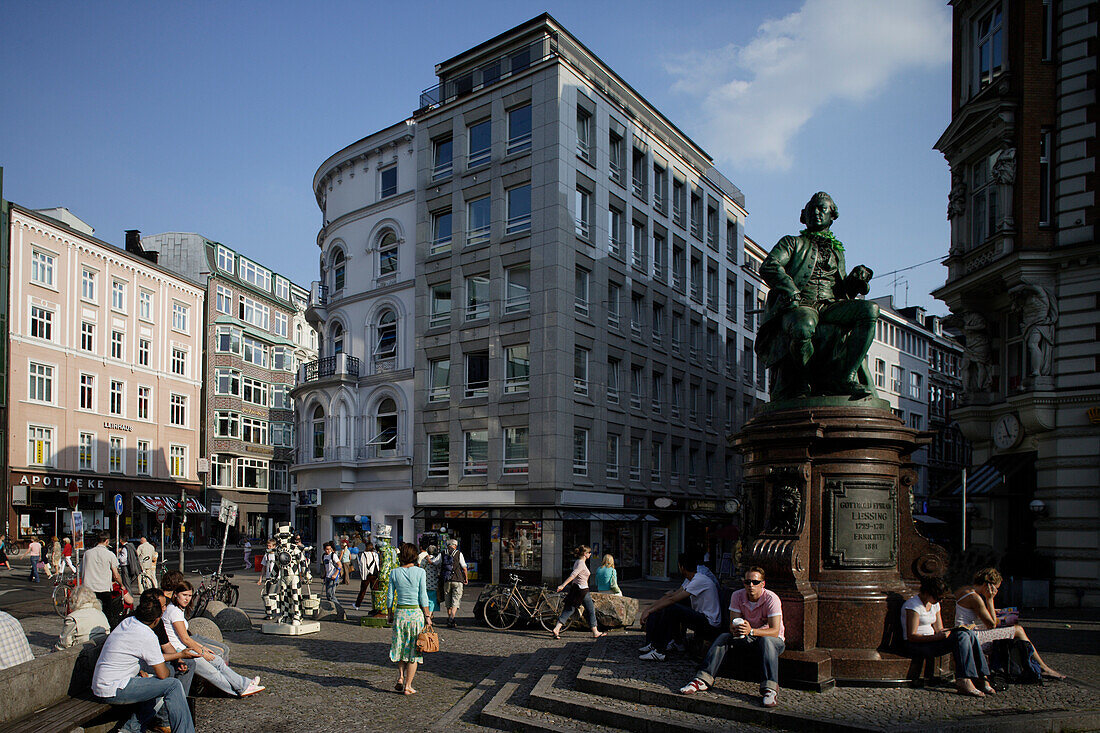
[594,554,623,595]
[387,542,431,695]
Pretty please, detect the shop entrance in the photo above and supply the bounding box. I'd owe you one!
[423,510,491,583]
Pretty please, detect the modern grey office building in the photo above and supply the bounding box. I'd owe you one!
[407,15,768,584]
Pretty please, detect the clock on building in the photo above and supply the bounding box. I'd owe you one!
[992,413,1022,450]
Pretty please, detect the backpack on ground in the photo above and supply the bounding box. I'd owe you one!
[989,637,1043,684]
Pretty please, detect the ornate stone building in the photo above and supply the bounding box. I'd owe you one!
[933,0,1098,605]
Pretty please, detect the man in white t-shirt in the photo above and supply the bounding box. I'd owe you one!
[92,592,197,733]
[638,551,722,660]
[82,532,133,628]
[679,566,785,708]
[136,536,158,589]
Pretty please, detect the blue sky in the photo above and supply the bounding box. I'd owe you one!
[1,0,952,312]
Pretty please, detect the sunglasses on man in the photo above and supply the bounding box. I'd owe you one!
[743,578,763,586]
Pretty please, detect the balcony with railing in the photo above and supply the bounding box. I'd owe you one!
[298,353,360,385]
[305,282,328,327]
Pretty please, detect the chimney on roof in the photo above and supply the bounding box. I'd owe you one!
[124,229,159,264]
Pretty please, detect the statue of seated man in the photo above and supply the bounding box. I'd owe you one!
[756,192,879,401]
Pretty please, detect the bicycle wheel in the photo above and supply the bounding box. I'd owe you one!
[482,593,520,630]
[192,589,212,619]
[220,584,239,607]
[536,594,564,632]
[52,583,72,617]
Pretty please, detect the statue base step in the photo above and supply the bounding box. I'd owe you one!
[261,621,321,635]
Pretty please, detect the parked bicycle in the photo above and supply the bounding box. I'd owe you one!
[482,574,563,631]
[137,560,167,592]
[52,568,79,617]
[192,568,240,618]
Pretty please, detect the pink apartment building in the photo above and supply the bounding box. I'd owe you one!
[5,205,205,542]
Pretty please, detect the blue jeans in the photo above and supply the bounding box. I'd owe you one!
[193,634,230,662]
[558,591,597,629]
[644,602,719,649]
[28,557,40,582]
[906,628,990,681]
[324,577,338,602]
[696,632,786,692]
[101,675,194,733]
[193,654,250,696]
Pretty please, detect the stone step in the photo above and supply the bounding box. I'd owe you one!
[478,646,632,733]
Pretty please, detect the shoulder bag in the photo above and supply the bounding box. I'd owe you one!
[416,627,439,653]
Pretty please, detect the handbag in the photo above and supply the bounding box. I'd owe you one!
[416,628,439,653]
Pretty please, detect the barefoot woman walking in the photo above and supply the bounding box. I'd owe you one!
[388,542,432,695]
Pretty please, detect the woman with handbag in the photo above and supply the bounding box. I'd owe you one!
[387,542,432,695]
[550,545,605,640]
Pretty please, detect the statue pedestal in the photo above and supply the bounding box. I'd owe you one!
[734,405,948,688]
[262,621,321,636]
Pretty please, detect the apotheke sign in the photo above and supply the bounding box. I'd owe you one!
[12,471,107,489]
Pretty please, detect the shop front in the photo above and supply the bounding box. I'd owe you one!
[682,498,741,580]
[206,488,291,541]
[417,509,493,582]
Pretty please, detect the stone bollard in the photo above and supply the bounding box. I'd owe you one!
[214,606,253,632]
[314,599,346,622]
[202,600,228,620]
[187,617,224,645]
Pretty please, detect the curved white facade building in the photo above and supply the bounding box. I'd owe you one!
[291,119,418,545]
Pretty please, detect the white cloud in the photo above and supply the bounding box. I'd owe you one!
[666,0,950,170]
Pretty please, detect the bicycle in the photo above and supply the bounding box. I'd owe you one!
[482,574,563,631]
[192,568,239,618]
[52,568,79,617]
[137,560,166,592]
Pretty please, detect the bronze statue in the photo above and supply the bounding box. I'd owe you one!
[756,192,879,401]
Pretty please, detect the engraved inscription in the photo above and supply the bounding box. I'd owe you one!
[827,480,897,568]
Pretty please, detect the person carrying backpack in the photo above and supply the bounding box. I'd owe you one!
[437,539,467,629]
[355,543,380,611]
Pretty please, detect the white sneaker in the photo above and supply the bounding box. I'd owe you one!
[679,678,708,695]
[639,649,666,661]
[638,643,655,653]
[665,640,686,653]
[240,683,265,697]
[762,689,777,708]
[353,604,359,610]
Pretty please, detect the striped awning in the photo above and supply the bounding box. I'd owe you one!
[948,452,1036,497]
[136,495,207,514]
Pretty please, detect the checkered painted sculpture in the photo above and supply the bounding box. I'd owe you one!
[263,523,320,623]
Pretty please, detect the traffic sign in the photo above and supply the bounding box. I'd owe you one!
[114,493,124,515]
[156,506,168,524]
[68,487,79,510]
[218,499,238,525]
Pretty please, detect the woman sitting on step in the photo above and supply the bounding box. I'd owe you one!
[903,576,995,697]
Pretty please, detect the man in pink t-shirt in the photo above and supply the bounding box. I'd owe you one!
[22,537,44,583]
[679,566,786,708]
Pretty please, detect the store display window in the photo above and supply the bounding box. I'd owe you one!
[501,519,542,577]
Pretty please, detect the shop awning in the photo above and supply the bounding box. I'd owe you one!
[562,511,659,522]
[947,452,1036,497]
[136,495,207,514]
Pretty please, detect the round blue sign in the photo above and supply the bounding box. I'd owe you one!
[114,493,124,515]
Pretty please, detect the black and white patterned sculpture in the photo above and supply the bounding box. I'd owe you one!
[261,523,321,635]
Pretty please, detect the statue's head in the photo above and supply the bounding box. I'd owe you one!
[799,192,839,232]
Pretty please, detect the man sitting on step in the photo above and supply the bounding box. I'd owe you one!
[679,566,785,708]
[638,551,721,660]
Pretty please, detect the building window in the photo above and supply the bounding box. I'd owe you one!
[170,394,186,426]
[242,377,268,406]
[137,386,150,420]
[330,323,344,355]
[706,203,719,250]
[216,368,240,396]
[607,358,620,404]
[691,253,703,302]
[909,413,923,431]
[507,105,531,155]
[236,458,268,489]
[380,165,397,198]
[651,371,664,411]
[608,206,624,257]
[727,218,739,263]
[428,434,449,477]
[465,351,489,398]
[216,410,239,438]
[608,129,625,185]
[606,435,619,480]
[574,347,589,396]
[139,291,152,320]
[374,310,397,360]
[576,106,592,162]
[172,348,187,376]
[28,425,53,466]
[111,331,124,360]
[172,303,189,332]
[239,295,270,330]
[607,283,621,328]
[270,385,290,410]
[30,306,53,341]
[430,282,451,327]
[574,267,589,316]
[890,365,904,393]
[112,281,126,311]
[431,210,453,255]
[109,437,124,474]
[466,274,491,321]
[110,381,124,416]
[238,258,271,291]
[575,187,592,240]
[631,221,647,270]
[211,454,231,486]
[242,335,267,367]
[503,427,529,474]
[428,358,450,402]
[975,6,1003,91]
[653,163,668,212]
[135,441,149,475]
[79,433,95,471]
[672,177,686,227]
[630,293,645,336]
[468,119,492,168]
[368,398,399,454]
[653,234,667,282]
[81,269,96,301]
[275,277,290,301]
[242,417,268,445]
[378,231,399,277]
[1039,130,1052,226]
[433,137,453,179]
[690,189,703,239]
[672,243,686,292]
[630,366,644,410]
[910,372,922,400]
[31,249,55,287]
[272,346,291,372]
[875,359,886,388]
[573,429,588,476]
[505,344,530,393]
[216,285,233,314]
[707,265,719,311]
[466,196,491,246]
[507,184,532,234]
[273,311,288,338]
[631,147,647,199]
[217,245,234,272]
[28,362,53,403]
[630,439,643,482]
[79,373,94,410]
[312,406,325,459]
[81,322,95,352]
[970,153,998,247]
[464,430,489,475]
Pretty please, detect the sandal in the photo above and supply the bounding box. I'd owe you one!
[394,683,404,691]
